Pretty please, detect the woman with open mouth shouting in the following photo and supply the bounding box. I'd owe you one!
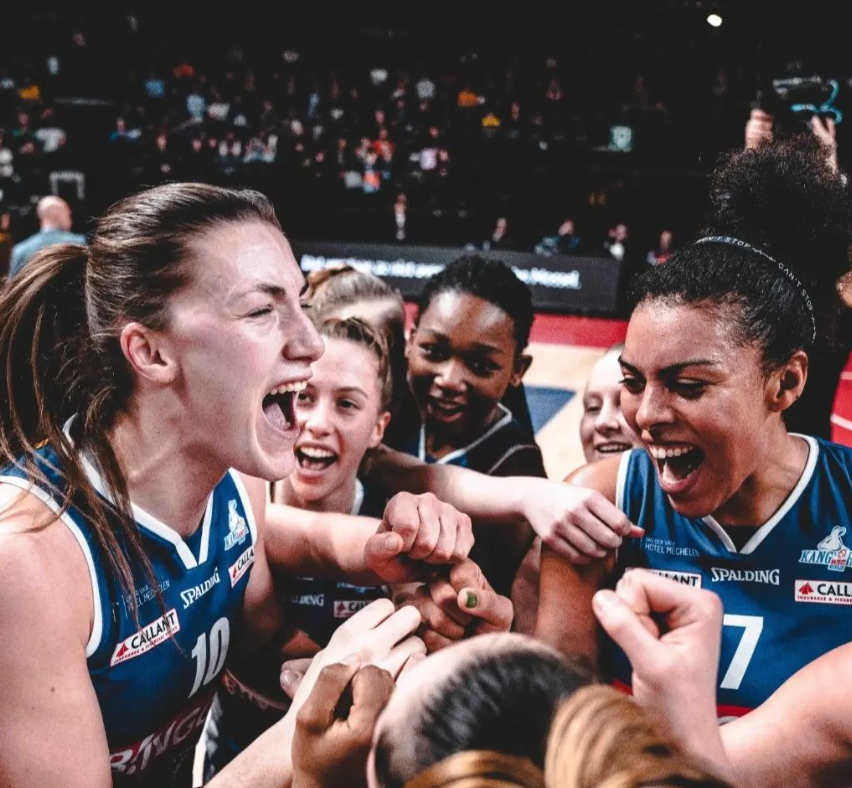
[536,135,852,719]
[0,183,475,788]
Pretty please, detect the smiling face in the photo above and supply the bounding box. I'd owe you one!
[619,300,784,519]
[163,221,324,482]
[406,291,524,448]
[290,337,390,512]
[580,351,641,463]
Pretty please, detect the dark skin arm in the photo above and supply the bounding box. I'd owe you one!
[535,456,622,662]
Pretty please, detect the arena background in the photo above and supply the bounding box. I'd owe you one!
[2,2,852,479]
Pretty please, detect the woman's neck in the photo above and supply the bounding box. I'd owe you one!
[108,405,227,538]
[711,430,810,527]
[279,476,359,515]
[426,404,504,460]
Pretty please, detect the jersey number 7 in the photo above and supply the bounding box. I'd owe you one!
[720,614,763,691]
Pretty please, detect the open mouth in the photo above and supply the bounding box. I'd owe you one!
[262,381,306,434]
[595,441,633,455]
[426,396,466,422]
[648,444,705,493]
[295,445,339,472]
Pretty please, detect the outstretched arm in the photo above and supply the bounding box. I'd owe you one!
[720,644,852,788]
[364,445,638,562]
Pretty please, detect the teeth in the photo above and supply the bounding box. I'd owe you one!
[299,447,335,459]
[268,380,307,397]
[649,446,694,460]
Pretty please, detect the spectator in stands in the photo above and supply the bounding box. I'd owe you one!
[393,192,408,242]
[8,196,85,278]
[144,132,177,182]
[646,229,674,265]
[537,218,582,255]
[0,131,14,186]
[482,216,514,251]
[33,106,66,156]
[604,223,630,261]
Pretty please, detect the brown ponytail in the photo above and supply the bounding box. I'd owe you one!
[544,686,731,788]
[0,183,282,616]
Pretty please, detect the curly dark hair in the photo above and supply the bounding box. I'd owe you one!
[417,255,534,352]
[633,135,852,372]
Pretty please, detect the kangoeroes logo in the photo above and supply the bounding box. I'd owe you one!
[229,546,255,587]
[110,609,180,666]
[224,499,249,550]
[799,526,852,573]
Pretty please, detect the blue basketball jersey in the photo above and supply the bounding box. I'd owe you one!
[605,435,852,718]
[0,445,258,785]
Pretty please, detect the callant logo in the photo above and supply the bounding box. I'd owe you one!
[795,579,852,605]
[110,609,180,666]
[650,569,702,587]
[334,600,370,618]
[229,546,255,587]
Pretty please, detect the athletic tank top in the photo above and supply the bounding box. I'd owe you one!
[0,445,257,785]
[605,436,852,717]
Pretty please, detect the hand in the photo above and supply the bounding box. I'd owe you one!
[745,108,774,149]
[292,661,394,788]
[282,599,424,712]
[521,480,642,564]
[399,558,514,652]
[364,492,474,583]
[592,569,724,760]
[810,115,839,173]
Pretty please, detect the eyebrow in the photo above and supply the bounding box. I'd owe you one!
[618,357,718,376]
[421,329,503,354]
[336,386,369,398]
[235,280,309,300]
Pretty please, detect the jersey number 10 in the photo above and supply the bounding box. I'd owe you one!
[189,617,231,698]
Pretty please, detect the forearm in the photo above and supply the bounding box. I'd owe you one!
[264,504,383,585]
[721,647,852,788]
[365,446,527,523]
[535,546,602,661]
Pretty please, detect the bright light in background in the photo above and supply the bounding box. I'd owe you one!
[707,14,723,27]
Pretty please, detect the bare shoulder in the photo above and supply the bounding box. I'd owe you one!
[0,483,93,649]
[0,485,110,788]
[563,454,626,504]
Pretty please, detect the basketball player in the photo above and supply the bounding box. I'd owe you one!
[0,183,476,788]
[537,137,852,716]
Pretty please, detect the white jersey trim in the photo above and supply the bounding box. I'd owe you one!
[702,434,819,555]
[229,470,258,545]
[418,403,514,466]
[615,449,634,513]
[63,418,213,571]
[0,474,103,657]
[78,451,213,571]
